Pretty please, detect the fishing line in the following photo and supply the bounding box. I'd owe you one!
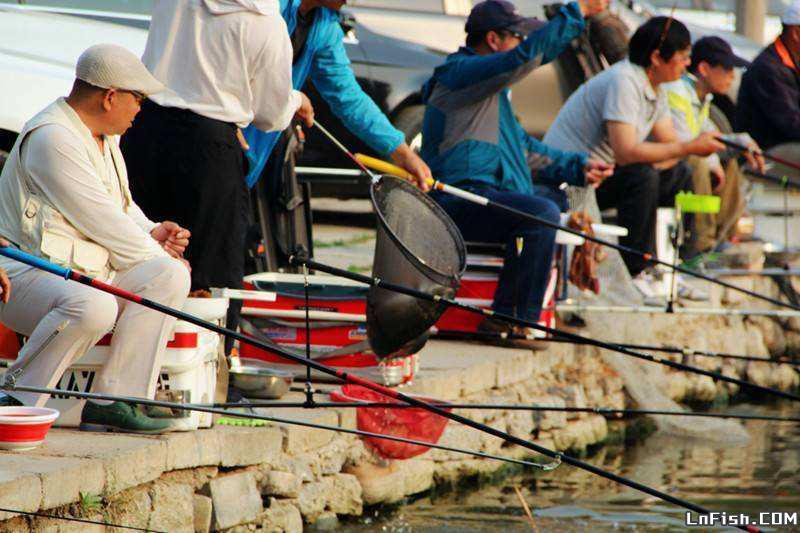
[0,384,559,471]
[434,329,800,368]
[315,120,800,314]
[293,255,800,404]
[0,246,767,529]
[0,506,164,532]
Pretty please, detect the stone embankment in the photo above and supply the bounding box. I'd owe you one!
[0,276,797,532]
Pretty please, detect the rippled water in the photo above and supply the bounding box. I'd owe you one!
[343,403,800,532]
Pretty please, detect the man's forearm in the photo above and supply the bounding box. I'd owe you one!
[615,141,689,166]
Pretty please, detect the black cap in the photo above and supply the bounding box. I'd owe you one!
[465,0,544,36]
[692,36,750,69]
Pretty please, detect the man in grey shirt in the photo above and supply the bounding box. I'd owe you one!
[544,17,723,283]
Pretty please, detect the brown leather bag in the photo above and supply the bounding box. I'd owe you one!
[567,212,606,294]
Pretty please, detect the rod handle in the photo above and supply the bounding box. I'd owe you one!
[354,153,436,188]
[0,246,71,279]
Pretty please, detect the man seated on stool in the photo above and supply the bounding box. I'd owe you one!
[544,17,725,299]
[420,0,613,349]
[0,45,191,434]
[664,36,764,256]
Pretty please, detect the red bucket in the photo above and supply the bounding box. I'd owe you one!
[0,406,59,451]
[330,385,450,460]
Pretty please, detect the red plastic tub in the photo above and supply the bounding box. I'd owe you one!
[0,406,59,451]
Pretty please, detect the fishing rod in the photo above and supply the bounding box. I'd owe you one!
[743,167,800,190]
[0,248,747,525]
[292,254,800,405]
[312,119,798,314]
[433,329,800,368]
[0,384,559,471]
[719,137,800,176]
[0,507,163,532]
[212,401,800,423]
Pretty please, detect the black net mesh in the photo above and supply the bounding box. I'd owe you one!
[373,177,464,282]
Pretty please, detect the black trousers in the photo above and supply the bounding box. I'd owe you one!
[596,162,694,276]
[121,101,248,349]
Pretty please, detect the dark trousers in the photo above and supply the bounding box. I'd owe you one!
[433,188,559,322]
[596,162,694,276]
[121,101,248,349]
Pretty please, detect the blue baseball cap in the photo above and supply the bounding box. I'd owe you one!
[465,0,544,35]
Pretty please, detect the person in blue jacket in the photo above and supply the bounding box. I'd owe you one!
[242,0,431,191]
[421,0,613,348]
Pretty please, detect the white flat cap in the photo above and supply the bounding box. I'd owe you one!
[783,1,800,25]
[76,44,165,96]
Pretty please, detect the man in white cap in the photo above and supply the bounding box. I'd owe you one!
[737,1,800,150]
[121,0,313,354]
[0,44,191,434]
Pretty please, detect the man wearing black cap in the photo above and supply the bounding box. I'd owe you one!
[665,36,763,253]
[420,0,611,349]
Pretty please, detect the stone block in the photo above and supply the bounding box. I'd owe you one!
[507,409,535,439]
[260,498,302,533]
[275,454,318,483]
[307,511,339,529]
[328,474,362,515]
[0,466,40,521]
[207,472,263,530]
[528,396,567,430]
[747,316,786,356]
[27,430,166,495]
[344,462,404,505]
[279,411,339,454]
[261,471,301,498]
[162,429,221,471]
[160,466,219,491]
[496,353,535,388]
[459,360,499,396]
[148,481,194,533]
[105,485,151,531]
[193,494,213,533]
[315,437,350,475]
[428,424,482,461]
[401,459,434,497]
[216,426,282,467]
[295,478,332,522]
[0,454,103,511]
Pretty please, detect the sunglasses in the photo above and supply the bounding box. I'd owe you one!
[499,28,525,41]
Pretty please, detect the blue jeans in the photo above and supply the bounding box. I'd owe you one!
[433,188,559,322]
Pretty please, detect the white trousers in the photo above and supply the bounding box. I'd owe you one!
[0,256,190,406]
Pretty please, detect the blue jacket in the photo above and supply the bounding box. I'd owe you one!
[420,2,588,195]
[243,0,405,187]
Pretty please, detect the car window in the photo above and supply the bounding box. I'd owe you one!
[348,0,445,13]
[0,0,152,13]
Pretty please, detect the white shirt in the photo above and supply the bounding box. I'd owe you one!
[143,0,301,131]
[19,124,167,272]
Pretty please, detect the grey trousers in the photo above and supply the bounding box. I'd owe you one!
[0,256,190,406]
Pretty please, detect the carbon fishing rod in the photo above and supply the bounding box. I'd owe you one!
[434,329,800,368]
[719,137,800,176]
[0,249,759,529]
[0,384,559,471]
[0,507,163,532]
[312,119,799,314]
[212,401,800,423]
[743,167,800,190]
[292,254,800,405]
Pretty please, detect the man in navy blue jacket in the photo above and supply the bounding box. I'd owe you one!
[420,0,612,348]
[737,2,800,150]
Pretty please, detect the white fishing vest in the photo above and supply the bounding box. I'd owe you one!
[0,98,135,280]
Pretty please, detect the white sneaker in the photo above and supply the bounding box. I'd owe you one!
[675,275,710,302]
[632,271,666,306]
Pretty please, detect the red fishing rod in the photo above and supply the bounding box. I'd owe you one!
[0,246,761,531]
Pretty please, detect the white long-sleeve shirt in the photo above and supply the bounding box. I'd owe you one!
[143,0,301,131]
[20,124,167,271]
